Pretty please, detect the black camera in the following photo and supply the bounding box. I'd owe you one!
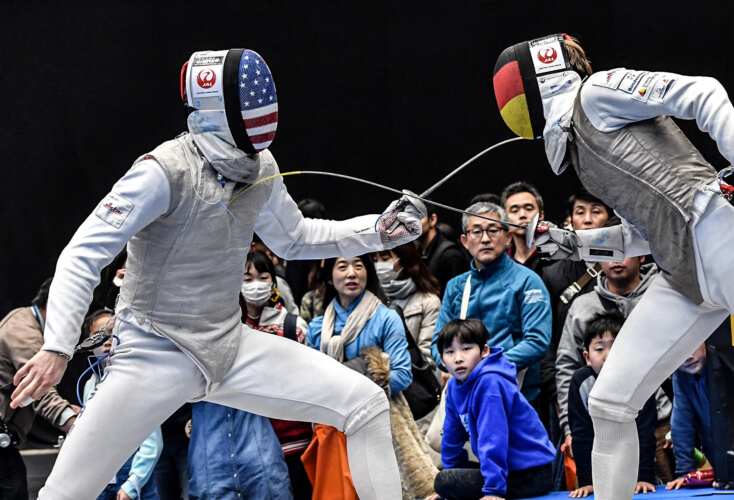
[0,421,19,448]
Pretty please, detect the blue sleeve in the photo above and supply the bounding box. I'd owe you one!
[306,316,324,350]
[121,427,163,500]
[504,274,552,369]
[473,380,511,497]
[380,309,413,394]
[441,386,469,469]
[568,374,594,487]
[433,276,463,369]
[671,372,697,476]
[636,395,658,484]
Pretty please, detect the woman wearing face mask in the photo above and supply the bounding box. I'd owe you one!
[306,255,437,499]
[373,243,441,370]
[81,310,163,500]
[188,251,309,500]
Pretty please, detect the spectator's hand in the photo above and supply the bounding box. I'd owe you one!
[185,419,192,438]
[440,372,452,387]
[60,416,76,433]
[378,191,426,248]
[424,494,442,500]
[10,351,68,409]
[635,481,656,494]
[563,434,574,459]
[666,477,687,490]
[480,497,505,500]
[117,489,131,500]
[663,438,673,450]
[569,485,593,498]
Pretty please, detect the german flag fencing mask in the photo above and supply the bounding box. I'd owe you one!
[493,34,573,140]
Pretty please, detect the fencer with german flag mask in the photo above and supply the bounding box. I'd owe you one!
[13,49,423,499]
[494,34,734,499]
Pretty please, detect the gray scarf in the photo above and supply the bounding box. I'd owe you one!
[382,278,417,301]
[320,290,382,362]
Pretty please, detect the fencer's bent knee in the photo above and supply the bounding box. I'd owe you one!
[587,395,639,424]
[343,386,389,436]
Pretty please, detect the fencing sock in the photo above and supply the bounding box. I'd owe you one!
[346,408,401,499]
[590,415,639,500]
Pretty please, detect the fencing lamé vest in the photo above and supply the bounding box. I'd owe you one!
[567,93,717,305]
[120,133,275,382]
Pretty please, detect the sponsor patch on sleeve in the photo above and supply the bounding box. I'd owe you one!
[95,192,134,229]
[631,72,661,103]
[618,71,648,94]
[649,76,677,103]
[523,289,547,305]
[591,68,628,90]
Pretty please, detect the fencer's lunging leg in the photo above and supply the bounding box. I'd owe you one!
[588,400,639,500]
[346,407,401,499]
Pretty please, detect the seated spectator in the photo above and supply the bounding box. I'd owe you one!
[308,255,436,498]
[299,260,326,325]
[250,234,298,314]
[427,319,554,500]
[188,251,307,500]
[500,181,546,270]
[286,199,328,306]
[82,310,162,500]
[568,312,656,498]
[0,278,80,500]
[666,344,713,491]
[555,256,668,461]
[373,242,442,367]
[432,202,551,405]
[417,203,470,297]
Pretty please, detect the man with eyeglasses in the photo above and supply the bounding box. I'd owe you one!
[431,202,552,404]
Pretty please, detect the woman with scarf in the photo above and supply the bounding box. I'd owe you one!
[306,255,437,499]
[373,243,442,370]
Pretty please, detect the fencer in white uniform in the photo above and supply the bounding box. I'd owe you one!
[11,49,424,500]
[493,34,734,499]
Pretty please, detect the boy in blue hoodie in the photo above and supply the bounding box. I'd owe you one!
[427,318,555,500]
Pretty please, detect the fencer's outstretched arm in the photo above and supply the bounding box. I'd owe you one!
[254,161,422,260]
[44,162,171,357]
[581,71,734,165]
[535,221,650,262]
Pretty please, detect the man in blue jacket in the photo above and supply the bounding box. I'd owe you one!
[431,202,552,403]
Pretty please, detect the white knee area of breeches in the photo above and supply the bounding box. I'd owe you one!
[343,387,389,436]
[589,397,640,500]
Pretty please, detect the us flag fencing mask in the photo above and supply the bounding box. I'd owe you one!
[181,49,278,155]
[493,34,573,140]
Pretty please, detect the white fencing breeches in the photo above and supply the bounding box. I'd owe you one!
[39,317,400,499]
[589,194,734,500]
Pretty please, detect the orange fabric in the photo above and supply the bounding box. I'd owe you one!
[301,424,358,500]
[561,443,577,491]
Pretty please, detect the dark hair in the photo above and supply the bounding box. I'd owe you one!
[245,250,277,279]
[437,318,489,356]
[323,255,387,306]
[297,198,326,219]
[500,181,544,213]
[469,193,501,206]
[583,311,625,351]
[82,309,113,339]
[385,243,440,296]
[31,278,53,309]
[567,187,613,218]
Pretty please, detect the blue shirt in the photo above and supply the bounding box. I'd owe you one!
[442,349,555,497]
[433,254,552,401]
[307,292,412,393]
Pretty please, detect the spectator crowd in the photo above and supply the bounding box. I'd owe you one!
[0,182,727,500]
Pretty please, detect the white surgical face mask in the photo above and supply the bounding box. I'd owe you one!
[241,281,273,307]
[374,260,400,284]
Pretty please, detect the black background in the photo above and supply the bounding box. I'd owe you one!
[2,1,733,314]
